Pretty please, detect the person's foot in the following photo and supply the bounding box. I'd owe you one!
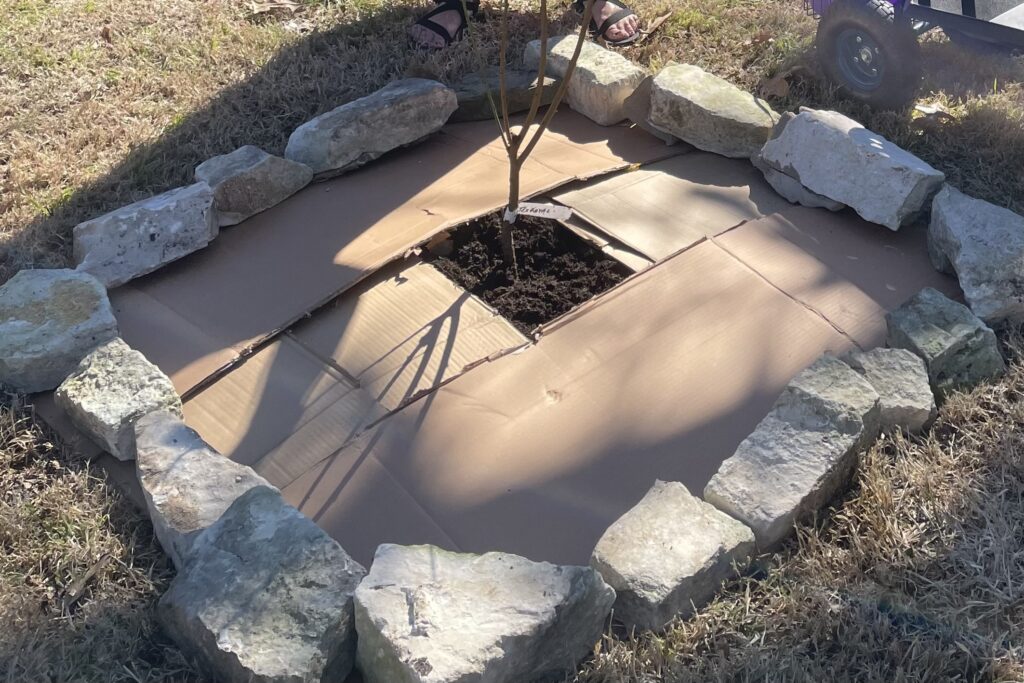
[590,0,640,43]
[409,7,465,50]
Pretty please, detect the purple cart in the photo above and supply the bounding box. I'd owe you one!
[807,0,1024,107]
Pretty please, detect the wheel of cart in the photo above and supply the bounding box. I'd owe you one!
[808,0,1024,109]
[814,0,922,108]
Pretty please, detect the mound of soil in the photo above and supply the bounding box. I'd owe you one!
[430,212,631,335]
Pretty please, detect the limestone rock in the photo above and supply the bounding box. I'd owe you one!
[450,68,558,123]
[285,79,457,178]
[355,544,615,683]
[55,338,180,460]
[886,287,1006,397]
[928,185,1024,324]
[753,115,845,210]
[132,411,274,569]
[759,108,944,230]
[73,183,218,287]
[648,63,778,158]
[847,348,937,433]
[160,486,365,683]
[704,355,880,548]
[524,36,647,126]
[752,154,846,211]
[623,75,679,145]
[195,145,313,226]
[591,480,754,630]
[0,269,118,393]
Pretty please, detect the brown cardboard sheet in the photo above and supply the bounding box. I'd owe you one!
[112,112,681,397]
[713,207,962,348]
[288,259,528,411]
[183,335,384,471]
[281,240,857,567]
[551,153,791,261]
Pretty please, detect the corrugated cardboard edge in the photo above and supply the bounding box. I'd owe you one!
[178,147,685,401]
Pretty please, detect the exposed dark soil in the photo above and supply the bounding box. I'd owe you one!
[429,213,631,335]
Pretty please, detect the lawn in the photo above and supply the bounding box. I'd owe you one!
[1,0,1023,681]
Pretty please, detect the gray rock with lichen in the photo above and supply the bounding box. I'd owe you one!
[159,486,365,683]
[524,36,646,126]
[73,182,218,287]
[285,79,457,178]
[55,338,181,459]
[886,287,1006,397]
[928,185,1024,324]
[649,63,778,158]
[0,269,118,393]
[355,543,614,683]
[195,145,312,226]
[591,480,754,630]
[132,411,273,569]
[704,355,880,548]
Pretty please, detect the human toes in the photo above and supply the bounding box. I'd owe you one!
[611,14,637,39]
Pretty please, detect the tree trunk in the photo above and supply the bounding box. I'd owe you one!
[501,161,520,274]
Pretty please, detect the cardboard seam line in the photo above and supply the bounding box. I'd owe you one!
[533,212,762,338]
[175,150,685,403]
[532,234,708,338]
[255,338,535,498]
[708,233,866,352]
[369,449,464,552]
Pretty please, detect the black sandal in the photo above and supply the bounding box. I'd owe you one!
[573,0,641,47]
[412,0,481,49]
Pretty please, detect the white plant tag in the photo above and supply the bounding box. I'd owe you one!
[517,202,573,221]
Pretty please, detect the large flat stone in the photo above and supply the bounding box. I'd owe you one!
[285,79,457,178]
[753,154,845,211]
[847,348,936,433]
[752,114,844,211]
[132,411,273,569]
[649,63,778,158]
[524,36,647,126]
[591,480,754,630]
[195,145,313,226]
[355,544,615,683]
[0,269,118,393]
[704,355,880,548]
[759,108,945,230]
[160,486,365,683]
[623,75,680,145]
[928,185,1024,324]
[450,68,559,123]
[73,182,218,288]
[55,338,181,460]
[886,287,1006,397]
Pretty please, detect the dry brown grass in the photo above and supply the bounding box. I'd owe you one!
[0,399,203,682]
[575,331,1024,683]
[2,1,1024,680]
[2,0,1020,284]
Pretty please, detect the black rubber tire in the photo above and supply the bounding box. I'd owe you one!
[816,0,922,109]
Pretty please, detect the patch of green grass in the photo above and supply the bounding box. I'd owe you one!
[666,8,722,35]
